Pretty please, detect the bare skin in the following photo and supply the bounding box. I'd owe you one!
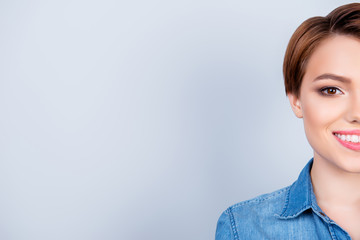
[288,35,360,239]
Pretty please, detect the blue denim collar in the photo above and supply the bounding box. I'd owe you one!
[276,158,331,222]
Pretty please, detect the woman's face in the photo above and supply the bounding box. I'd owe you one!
[288,35,360,173]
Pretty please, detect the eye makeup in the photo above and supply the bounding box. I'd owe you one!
[318,86,344,96]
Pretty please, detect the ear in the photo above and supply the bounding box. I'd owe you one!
[287,93,303,118]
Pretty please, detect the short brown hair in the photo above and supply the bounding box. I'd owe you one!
[284,3,360,97]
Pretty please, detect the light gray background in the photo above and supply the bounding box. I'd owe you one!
[0,0,353,239]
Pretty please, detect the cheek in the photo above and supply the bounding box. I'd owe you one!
[300,97,343,150]
[302,97,345,130]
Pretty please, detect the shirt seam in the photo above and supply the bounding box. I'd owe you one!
[227,207,239,240]
[277,183,312,218]
[278,183,291,216]
[328,224,338,240]
[230,187,289,210]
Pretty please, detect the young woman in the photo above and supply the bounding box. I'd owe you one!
[216,3,360,240]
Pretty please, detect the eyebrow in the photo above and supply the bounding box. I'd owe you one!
[313,73,351,83]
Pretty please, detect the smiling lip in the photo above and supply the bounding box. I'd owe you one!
[333,130,360,151]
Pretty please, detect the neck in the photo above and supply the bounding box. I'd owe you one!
[311,154,360,208]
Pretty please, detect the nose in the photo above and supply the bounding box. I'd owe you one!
[346,90,360,123]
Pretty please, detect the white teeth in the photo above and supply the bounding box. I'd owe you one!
[335,133,360,143]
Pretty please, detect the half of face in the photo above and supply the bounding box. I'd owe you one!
[288,34,360,173]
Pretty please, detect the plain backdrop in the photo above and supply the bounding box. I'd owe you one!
[0,0,353,239]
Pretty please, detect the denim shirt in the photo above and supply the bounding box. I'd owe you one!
[215,159,352,239]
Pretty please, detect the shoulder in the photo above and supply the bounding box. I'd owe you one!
[215,186,290,240]
[228,186,289,217]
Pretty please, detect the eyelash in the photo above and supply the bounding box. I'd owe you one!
[319,86,344,96]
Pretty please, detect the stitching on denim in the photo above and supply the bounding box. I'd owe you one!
[329,222,352,240]
[308,174,313,208]
[227,207,239,240]
[277,205,311,219]
[276,182,313,218]
[278,184,291,216]
[230,187,289,210]
[328,224,338,240]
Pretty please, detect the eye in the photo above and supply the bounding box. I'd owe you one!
[320,87,343,96]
